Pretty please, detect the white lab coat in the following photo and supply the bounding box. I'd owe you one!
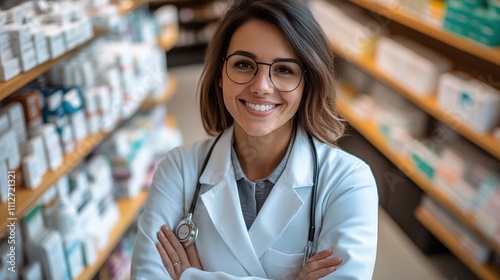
[131,125,378,280]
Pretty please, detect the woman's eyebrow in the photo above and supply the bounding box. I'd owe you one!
[231,50,257,59]
[230,50,300,63]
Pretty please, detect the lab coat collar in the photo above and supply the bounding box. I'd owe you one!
[198,125,315,187]
[198,125,315,274]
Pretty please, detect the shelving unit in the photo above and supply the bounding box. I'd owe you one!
[329,40,500,159]
[77,190,148,280]
[416,207,500,280]
[0,1,180,279]
[0,0,147,101]
[346,0,500,66]
[336,100,500,255]
[159,24,180,51]
[140,75,178,110]
[0,75,177,237]
[326,1,500,277]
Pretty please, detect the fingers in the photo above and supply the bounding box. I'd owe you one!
[186,245,203,270]
[305,248,333,264]
[156,224,191,279]
[297,248,342,280]
[161,225,191,268]
[156,230,176,277]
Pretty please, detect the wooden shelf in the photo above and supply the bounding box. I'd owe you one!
[416,207,500,280]
[329,40,500,159]
[336,100,500,255]
[159,25,180,51]
[0,0,147,102]
[77,190,148,280]
[346,0,500,66]
[140,74,177,110]
[0,28,102,101]
[0,131,107,237]
[0,75,176,237]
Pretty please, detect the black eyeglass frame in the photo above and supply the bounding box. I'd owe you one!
[222,53,307,92]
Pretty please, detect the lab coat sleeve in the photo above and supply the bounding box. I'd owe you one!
[317,162,378,280]
[131,148,187,279]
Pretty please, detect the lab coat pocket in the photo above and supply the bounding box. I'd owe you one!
[262,248,303,280]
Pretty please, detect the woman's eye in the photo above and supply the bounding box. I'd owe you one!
[235,61,254,70]
[276,66,293,74]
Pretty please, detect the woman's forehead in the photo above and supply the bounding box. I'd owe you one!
[226,19,299,61]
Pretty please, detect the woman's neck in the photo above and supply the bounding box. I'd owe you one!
[233,122,294,181]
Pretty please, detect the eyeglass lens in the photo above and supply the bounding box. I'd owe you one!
[225,54,303,92]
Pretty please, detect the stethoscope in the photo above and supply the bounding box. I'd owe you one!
[175,129,319,267]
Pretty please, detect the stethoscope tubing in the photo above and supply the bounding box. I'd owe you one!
[183,128,318,264]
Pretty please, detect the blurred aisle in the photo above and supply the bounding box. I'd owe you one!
[168,64,477,280]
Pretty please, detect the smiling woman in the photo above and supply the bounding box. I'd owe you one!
[130,1,379,279]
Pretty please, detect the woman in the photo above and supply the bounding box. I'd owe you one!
[131,0,378,279]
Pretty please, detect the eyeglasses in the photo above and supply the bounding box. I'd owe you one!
[222,53,305,92]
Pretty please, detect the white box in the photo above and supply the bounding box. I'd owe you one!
[26,230,69,280]
[22,136,48,176]
[31,124,63,171]
[5,102,28,145]
[0,58,21,82]
[0,113,8,134]
[18,48,37,72]
[437,71,472,113]
[6,24,31,44]
[0,160,8,203]
[43,26,65,59]
[60,123,76,155]
[22,154,42,189]
[459,80,500,133]
[0,47,14,64]
[0,129,21,170]
[32,30,50,64]
[83,88,101,134]
[69,110,88,143]
[63,238,84,278]
[376,36,451,96]
[0,11,7,25]
[22,262,42,280]
[6,6,23,24]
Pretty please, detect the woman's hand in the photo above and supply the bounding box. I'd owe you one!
[156,225,203,279]
[295,248,342,280]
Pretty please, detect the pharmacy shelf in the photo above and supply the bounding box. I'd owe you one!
[159,25,180,51]
[77,190,148,280]
[140,74,178,110]
[346,0,500,66]
[416,207,500,280]
[329,40,500,159]
[336,100,500,255]
[0,0,147,102]
[0,75,176,237]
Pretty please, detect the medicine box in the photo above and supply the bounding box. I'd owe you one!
[0,58,21,82]
[376,36,451,96]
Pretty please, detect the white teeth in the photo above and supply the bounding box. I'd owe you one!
[245,102,276,112]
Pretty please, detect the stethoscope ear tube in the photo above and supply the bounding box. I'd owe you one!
[176,133,223,247]
[303,132,318,266]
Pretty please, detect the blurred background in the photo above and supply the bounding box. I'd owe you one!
[0,0,498,279]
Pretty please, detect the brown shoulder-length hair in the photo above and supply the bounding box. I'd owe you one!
[198,0,345,145]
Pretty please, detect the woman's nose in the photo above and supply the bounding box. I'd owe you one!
[249,65,274,94]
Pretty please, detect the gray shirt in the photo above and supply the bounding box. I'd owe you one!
[231,133,295,230]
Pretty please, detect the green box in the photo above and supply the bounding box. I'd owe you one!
[462,0,487,9]
[470,8,500,46]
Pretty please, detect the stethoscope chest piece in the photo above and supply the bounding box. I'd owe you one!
[175,214,198,247]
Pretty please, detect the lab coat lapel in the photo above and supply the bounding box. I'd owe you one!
[249,126,315,258]
[198,127,268,277]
